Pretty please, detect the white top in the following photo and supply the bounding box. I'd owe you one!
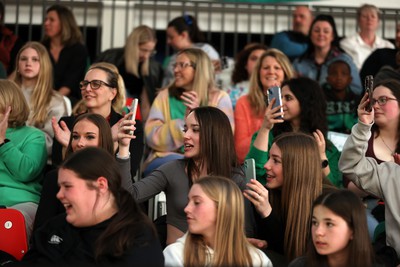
[163,233,273,267]
[22,87,68,164]
[340,33,395,70]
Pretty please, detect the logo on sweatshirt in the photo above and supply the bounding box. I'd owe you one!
[48,235,63,245]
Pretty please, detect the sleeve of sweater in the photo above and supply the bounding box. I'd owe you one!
[245,131,273,185]
[0,128,47,182]
[339,121,388,198]
[255,206,285,255]
[211,90,235,133]
[116,157,133,193]
[234,96,254,163]
[42,94,68,158]
[326,141,343,188]
[145,89,185,152]
[131,167,169,202]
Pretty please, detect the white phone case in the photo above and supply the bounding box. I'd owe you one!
[128,98,138,135]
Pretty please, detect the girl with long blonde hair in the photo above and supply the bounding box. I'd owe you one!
[13,41,68,164]
[164,176,272,267]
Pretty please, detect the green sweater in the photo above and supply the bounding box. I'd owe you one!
[0,126,47,206]
[245,131,342,187]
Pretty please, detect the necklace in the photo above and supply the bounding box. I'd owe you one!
[380,136,395,156]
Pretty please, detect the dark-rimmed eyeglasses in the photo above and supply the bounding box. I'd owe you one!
[79,80,113,90]
[371,96,398,106]
[172,62,196,70]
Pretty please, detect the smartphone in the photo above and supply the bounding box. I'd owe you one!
[244,158,256,185]
[127,98,138,135]
[365,75,374,112]
[267,86,283,119]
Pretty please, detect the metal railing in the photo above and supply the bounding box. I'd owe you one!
[3,0,400,61]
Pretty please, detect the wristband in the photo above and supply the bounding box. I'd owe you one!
[0,139,10,148]
[116,152,130,160]
[321,159,329,169]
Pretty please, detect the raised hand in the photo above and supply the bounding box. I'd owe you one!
[313,129,327,159]
[117,112,137,147]
[261,98,284,131]
[243,178,272,218]
[0,106,11,142]
[357,93,374,125]
[181,91,200,118]
[52,116,71,148]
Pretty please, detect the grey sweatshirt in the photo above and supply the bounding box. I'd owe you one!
[339,121,400,259]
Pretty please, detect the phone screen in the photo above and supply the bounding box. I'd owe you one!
[267,86,283,119]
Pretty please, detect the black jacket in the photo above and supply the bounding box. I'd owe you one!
[15,214,164,267]
[95,48,163,103]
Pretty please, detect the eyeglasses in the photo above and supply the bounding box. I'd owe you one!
[172,62,196,70]
[371,96,398,106]
[79,80,113,90]
[139,47,157,57]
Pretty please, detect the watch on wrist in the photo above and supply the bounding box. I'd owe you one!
[321,159,329,169]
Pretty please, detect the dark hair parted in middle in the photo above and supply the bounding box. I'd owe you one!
[186,106,240,182]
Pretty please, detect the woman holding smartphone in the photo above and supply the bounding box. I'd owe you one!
[144,48,233,176]
[244,132,329,263]
[33,112,136,231]
[52,62,144,178]
[246,77,341,187]
[234,49,295,163]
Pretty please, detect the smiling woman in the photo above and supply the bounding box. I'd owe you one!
[243,132,330,263]
[143,48,234,176]
[234,48,295,163]
[10,147,164,266]
[33,113,128,232]
[293,14,362,95]
[51,62,144,178]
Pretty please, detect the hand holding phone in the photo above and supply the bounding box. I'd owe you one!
[127,98,138,135]
[267,86,283,119]
[364,75,374,112]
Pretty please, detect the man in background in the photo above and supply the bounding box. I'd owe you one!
[270,5,313,61]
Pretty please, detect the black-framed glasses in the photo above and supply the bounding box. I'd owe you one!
[371,96,398,106]
[79,80,113,90]
[172,62,196,70]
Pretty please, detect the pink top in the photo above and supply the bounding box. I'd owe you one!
[234,95,264,163]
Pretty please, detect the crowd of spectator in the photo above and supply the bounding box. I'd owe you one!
[1,1,400,266]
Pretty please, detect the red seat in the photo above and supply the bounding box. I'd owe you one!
[0,208,28,260]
